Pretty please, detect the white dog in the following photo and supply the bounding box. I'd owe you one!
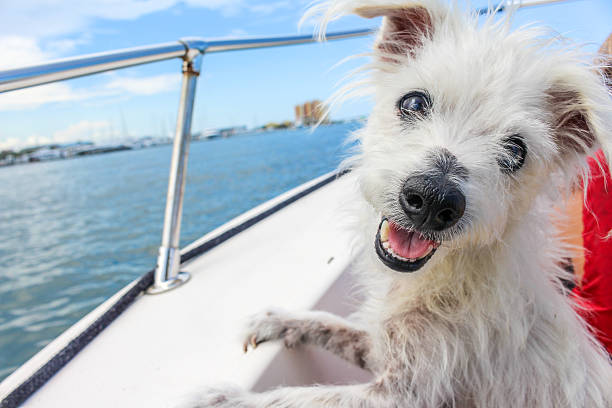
[196,1,612,406]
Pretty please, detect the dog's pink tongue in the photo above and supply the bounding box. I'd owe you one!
[388,221,434,259]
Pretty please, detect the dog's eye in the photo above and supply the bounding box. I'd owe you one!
[498,135,527,173]
[398,91,431,119]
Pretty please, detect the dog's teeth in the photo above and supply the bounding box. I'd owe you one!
[380,220,389,242]
[384,244,415,263]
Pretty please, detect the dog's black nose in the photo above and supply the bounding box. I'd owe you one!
[400,176,466,231]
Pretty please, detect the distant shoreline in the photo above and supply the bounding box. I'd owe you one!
[0,120,363,169]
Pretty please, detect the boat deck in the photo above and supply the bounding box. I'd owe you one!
[0,173,371,407]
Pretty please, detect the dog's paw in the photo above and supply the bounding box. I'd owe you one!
[242,308,302,352]
[184,385,251,408]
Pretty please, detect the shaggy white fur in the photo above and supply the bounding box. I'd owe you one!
[192,1,612,407]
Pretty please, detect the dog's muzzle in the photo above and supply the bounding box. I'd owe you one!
[375,157,467,273]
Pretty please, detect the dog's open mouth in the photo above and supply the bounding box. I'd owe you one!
[375,218,440,273]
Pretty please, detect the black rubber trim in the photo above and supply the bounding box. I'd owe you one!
[0,170,346,408]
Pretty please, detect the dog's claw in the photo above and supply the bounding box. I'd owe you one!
[242,335,258,353]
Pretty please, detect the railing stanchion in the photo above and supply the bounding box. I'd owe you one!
[147,48,202,294]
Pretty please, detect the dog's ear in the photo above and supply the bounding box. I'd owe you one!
[547,84,598,157]
[355,3,437,59]
[547,37,612,164]
[598,33,612,86]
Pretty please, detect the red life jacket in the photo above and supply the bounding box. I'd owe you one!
[573,150,612,354]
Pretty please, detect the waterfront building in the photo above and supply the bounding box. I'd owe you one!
[294,100,329,126]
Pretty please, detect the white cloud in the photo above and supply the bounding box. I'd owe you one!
[0,137,25,151]
[247,1,292,15]
[0,120,119,150]
[52,120,118,144]
[0,36,53,70]
[0,0,243,39]
[0,119,120,150]
[45,34,92,56]
[228,28,249,37]
[0,83,94,111]
[0,1,291,41]
[0,73,181,112]
[105,73,181,95]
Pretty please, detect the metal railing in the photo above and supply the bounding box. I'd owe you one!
[0,29,373,294]
[0,31,372,93]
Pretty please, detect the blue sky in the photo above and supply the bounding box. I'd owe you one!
[0,0,610,150]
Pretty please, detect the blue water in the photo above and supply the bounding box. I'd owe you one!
[0,123,358,382]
